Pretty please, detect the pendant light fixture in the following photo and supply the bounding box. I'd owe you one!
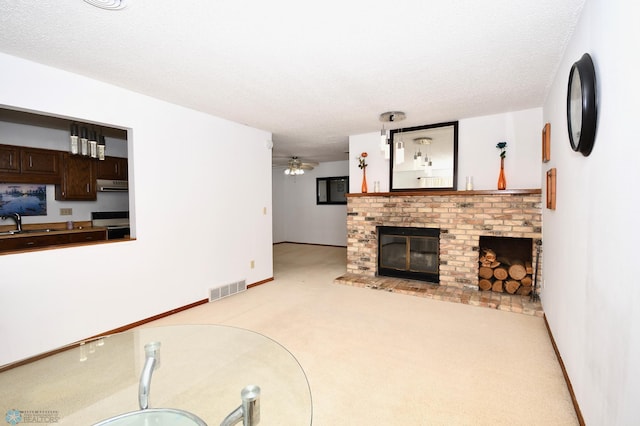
[98,133,106,160]
[69,123,79,155]
[414,137,433,176]
[414,137,431,170]
[396,138,405,165]
[413,148,423,169]
[379,111,406,161]
[380,129,389,159]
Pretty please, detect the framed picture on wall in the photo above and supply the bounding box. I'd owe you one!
[542,123,551,162]
[0,184,47,216]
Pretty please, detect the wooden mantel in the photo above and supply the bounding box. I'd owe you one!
[346,188,542,198]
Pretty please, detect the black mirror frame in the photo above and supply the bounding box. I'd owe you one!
[566,53,597,157]
[389,121,459,191]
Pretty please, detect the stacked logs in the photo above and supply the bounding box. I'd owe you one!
[478,248,533,295]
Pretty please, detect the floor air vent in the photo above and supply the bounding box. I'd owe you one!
[209,280,247,302]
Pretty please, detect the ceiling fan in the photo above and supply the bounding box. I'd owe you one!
[280,156,318,175]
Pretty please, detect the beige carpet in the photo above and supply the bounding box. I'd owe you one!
[143,243,579,425]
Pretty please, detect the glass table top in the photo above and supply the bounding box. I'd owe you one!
[0,325,312,425]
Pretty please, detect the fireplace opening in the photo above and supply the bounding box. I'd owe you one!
[377,226,440,283]
[478,236,534,294]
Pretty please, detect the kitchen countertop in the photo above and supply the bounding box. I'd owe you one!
[0,226,107,239]
[346,188,542,197]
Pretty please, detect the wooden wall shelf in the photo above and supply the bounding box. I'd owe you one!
[346,189,542,198]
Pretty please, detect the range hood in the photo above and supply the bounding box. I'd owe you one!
[97,179,128,192]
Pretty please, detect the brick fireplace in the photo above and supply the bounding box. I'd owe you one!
[342,189,542,291]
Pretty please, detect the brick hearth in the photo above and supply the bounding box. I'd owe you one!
[335,189,543,315]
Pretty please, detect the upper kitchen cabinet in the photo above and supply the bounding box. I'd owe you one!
[20,147,61,177]
[0,145,20,173]
[56,153,97,201]
[97,156,128,180]
[0,144,62,184]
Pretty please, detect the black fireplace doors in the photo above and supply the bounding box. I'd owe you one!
[377,226,440,283]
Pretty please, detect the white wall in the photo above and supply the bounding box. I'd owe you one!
[0,53,273,366]
[541,1,640,424]
[348,134,391,193]
[272,160,348,246]
[458,110,542,190]
[349,108,542,192]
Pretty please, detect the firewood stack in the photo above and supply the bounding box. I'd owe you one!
[478,248,533,295]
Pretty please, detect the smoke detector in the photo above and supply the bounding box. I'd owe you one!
[83,0,127,10]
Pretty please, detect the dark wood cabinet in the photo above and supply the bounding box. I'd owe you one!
[97,156,128,180]
[55,154,97,201]
[0,145,20,173]
[0,144,62,183]
[68,229,107,243]
[0,144,128,195]
[0,234,69,251]
[0,229,107,253]
[20,147,61,176]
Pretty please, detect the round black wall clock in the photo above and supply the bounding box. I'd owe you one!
[567,53,598,156]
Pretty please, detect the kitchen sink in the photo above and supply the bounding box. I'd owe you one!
[0,229,52,236]
[20,229,53,233]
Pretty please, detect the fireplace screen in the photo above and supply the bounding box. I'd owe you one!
[377,226,440,283]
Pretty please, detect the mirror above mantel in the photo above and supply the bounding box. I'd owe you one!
[389,121,458,191]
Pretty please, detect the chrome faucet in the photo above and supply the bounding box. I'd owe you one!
[220,385,261,426]
[138,342,161,410]
[1,212,22,233]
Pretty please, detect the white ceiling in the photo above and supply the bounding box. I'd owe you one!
[0,0,585,165]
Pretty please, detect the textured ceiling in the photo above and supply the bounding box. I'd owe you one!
[0,0,585,165]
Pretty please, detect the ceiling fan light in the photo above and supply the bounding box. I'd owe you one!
[284,167,305,176]
[284,156,314,176]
